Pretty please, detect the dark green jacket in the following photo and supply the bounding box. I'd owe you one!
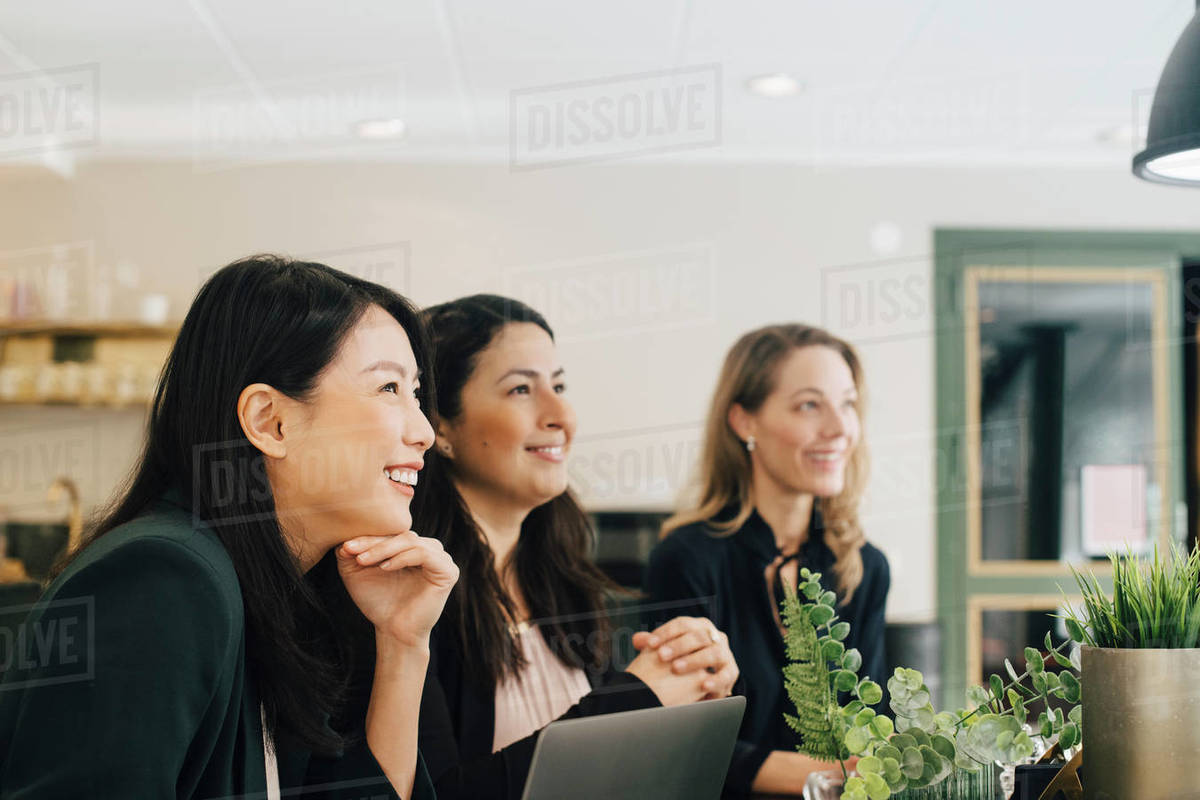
[0,494,434,800]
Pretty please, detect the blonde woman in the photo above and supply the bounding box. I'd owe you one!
[644,324,890,796]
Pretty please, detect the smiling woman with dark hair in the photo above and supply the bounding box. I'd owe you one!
[412,294,740,800]
[0,255,456,799]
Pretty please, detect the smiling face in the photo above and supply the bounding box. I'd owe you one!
[439,322,576,515]
[736,345,860,498]
[265,304,435,549]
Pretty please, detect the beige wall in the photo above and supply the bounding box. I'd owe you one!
[3,158,1199,621]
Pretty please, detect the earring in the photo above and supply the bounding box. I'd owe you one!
[746,436,756,453]
[440,443,454,457]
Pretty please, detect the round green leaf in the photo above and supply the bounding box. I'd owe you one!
[965,685,991,708]
[870,714,894,738]
[1024,646,1045,674]
[900,747,924,779]
[876,744,901,763]
[801,580,822,599]
[841,648,863,672]
[822,638,845,661]
[989,674,1005,705]
[1065,617,1086,643]
[844,725,871,754]
[857,755,883,776]
[933,712,957,732]
[819,590,837,606]
[831,621,851,641]
[835,669,858,692]
[858,680,884,706]
[809,603,834,626]
[930,734,955,760]
[1059,721,1080,750]
[1060,671,1081,703]
[863,772,890,800]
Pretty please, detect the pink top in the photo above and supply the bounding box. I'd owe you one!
[491,622,592,753]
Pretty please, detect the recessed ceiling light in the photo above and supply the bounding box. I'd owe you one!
[745,73,803,98]
[352,118,407,140]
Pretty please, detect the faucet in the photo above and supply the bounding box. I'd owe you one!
[47,476,83,553]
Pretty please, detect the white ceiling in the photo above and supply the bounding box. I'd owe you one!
[0,0,1193,168]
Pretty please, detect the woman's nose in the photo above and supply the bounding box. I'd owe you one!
[540,387,577,434]
[405,406,436,452]
[823,406,848,438]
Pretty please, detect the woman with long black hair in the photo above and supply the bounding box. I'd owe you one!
[413,294,740,800]
[0,255,456,799]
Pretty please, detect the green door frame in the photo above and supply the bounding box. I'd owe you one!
[934,228,1200,705]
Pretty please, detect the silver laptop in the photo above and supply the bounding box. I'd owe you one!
[519,696,746,800]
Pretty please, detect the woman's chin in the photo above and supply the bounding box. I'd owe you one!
[526,483,568,509]
[356,507,413,537]
[795,475,845,498]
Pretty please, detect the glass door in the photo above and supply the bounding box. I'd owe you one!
[935,231,1192,704]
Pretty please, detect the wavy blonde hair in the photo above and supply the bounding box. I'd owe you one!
[661,324,870,601]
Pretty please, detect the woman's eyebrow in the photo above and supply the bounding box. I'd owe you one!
[361,360,411,378]
[495,367,566,385]
[789,386,857,398]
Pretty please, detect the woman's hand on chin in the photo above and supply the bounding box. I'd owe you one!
[337,531,459,649]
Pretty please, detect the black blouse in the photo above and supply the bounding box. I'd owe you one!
[643,508,890,796]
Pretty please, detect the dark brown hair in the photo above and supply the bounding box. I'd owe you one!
[55,255,434,753]
[412,294,619,687]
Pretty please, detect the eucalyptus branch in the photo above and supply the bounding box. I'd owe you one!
[955,637,1077,729]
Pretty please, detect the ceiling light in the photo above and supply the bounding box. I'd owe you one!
[1133,11,1200,185]
[352,118,407,140]
[745,73,803,98]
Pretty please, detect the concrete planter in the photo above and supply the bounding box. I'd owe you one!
[1081,646,1200,800]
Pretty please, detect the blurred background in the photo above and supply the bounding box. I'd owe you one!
[2,0,1200,704]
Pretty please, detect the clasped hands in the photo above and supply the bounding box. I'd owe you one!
[628,616,739,705]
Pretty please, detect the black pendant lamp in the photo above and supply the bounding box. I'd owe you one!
[1133,9,1200,185]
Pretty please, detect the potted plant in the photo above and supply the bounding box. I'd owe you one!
[782,567,1081,800]
[1061,543,1200,800]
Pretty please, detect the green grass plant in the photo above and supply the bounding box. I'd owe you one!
[1063,542,1200,649]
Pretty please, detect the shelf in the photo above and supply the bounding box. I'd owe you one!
[0,321,173,407]
[0,398,150,408]
[0,320,179,337]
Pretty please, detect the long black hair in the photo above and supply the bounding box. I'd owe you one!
[412,294,618,688]
[55,254,435,753]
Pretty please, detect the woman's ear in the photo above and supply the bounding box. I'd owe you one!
[435,422,456,460]
[727,403,754,444]
[238,383,289,459]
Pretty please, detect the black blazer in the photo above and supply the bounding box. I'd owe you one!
[418,621,662,800]
[643,508,890,796]
[0,493,434,799]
